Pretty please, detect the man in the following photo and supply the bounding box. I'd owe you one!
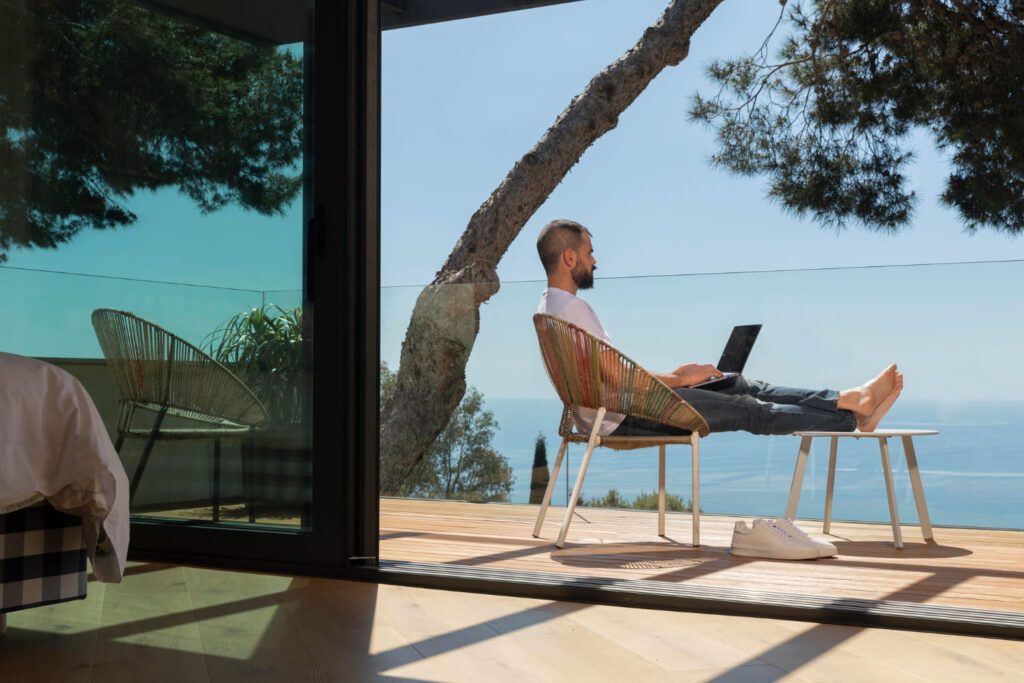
[535,219,903,438]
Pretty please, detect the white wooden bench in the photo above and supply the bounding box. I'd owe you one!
[785,429,938,548]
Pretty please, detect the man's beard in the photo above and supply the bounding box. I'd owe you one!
[573,264,595,290]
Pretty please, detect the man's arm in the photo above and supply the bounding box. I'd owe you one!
[593,349,720,391]
[654,364,723,390]
[552,299,720,391]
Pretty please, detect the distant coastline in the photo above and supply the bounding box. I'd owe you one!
[486,398,1024,531]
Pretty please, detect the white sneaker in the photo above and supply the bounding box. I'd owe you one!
[730,518,818,560]
[772,517,838,558]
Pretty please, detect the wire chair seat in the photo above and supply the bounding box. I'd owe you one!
[535,314,709,438]
[554,406,698,451]
[92,308,269,519]
[92,309,268,430]
[532,313,709,547]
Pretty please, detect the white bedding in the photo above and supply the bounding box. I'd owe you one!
[0,352,129,582]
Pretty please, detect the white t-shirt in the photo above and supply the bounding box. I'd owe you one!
[537,287,625,435]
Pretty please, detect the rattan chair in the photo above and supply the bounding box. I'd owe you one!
[532,313,711,548]
[91,309,269,521]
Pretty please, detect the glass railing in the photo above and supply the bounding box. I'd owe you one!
[10,259,1019,532]
[1,265,307,527]
[0,265,267,358]
[380,260,1024,530]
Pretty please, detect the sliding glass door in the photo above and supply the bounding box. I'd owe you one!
[1,0,378,570]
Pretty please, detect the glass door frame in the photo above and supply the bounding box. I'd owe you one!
[130,0,380,576]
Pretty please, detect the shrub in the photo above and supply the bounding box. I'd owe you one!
[583,488,695,513]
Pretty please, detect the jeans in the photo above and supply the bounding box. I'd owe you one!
[611,375,857,437]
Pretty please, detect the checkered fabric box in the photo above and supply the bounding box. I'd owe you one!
[0,502,88,614]
[249,445,312,504]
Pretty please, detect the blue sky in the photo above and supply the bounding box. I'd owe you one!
[381,0,1023,402]
[381,0,1024,285]
[3,0,1023,399]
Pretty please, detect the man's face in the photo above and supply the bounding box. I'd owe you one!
[570,233,597,290]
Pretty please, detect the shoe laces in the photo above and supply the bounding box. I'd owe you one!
[754,519,799,540]
[774,517,811,540]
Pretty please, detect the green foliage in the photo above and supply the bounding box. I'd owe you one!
[691,0,1024,234]
[532,431,548,468]
[205,305,305,424]
[583,488,694,513]
[379,362,397,412]
[584,488,631,509]
[529,431,549,504]
[0,0,303,261]
[631,491,693,512]
[380,363,514,502]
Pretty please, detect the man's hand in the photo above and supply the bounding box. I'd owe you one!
[670,363,722,388]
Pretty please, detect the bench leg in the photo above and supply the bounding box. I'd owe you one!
[658,443,666,537]
[557,408,605,548]
[879,437,903,549]
[213,440,221,523]
[691,434,701,547]
[242,435,256,524]
[785,436,813,520]
[533,437,569,538]
[902,436,934,542]
[823,436,839,535]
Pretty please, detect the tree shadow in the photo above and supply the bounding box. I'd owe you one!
[551,541,729,571]
[4,566,596,680]
[831,540,971,558]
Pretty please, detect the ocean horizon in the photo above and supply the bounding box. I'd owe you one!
[484,397,1024,531]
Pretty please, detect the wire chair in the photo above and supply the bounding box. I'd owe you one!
[92,308,269,521]
[533,313,709,547]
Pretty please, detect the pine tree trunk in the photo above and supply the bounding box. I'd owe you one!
[380,0,726,494]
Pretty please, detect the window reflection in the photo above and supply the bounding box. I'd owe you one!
[1,0,312,529]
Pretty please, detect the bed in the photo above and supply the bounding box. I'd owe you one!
[0,353,129,635]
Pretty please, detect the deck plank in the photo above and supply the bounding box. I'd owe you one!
[380,498,1024,614]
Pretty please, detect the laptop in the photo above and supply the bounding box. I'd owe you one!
[690,324,762,389]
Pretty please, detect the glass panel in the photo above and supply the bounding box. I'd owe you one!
[380,1,1024,620]
[382,263,1024,529]
[2,1,312,530]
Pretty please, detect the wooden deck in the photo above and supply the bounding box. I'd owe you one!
[380,498,1024,616]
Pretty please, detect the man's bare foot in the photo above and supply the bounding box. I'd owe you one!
[839,364,898,419]
[857,372,904,432]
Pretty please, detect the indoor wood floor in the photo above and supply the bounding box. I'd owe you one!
[380,498,1024,615]
[2,561,1023,682]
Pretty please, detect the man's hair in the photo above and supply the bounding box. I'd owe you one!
[536,219,591,275]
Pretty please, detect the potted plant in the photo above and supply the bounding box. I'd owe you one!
[205,304,306,425]
[204,304,310,524]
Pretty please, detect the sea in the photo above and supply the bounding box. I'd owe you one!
[486,398,1024,531]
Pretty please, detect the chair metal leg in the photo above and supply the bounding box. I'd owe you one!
[823,436,839,535]
[114,433,125,454]
[658,443,666,537]
[212,440,221,523]
[901,436,934,542]
[244,433,256,524]
[533,437,569,538]
[556,408,605,548]
[129,408,167,503]
[691,434,701,547]
[879,437,903,548]
[785,436,813,520]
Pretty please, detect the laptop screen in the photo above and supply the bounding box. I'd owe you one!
[717,324,762,373]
